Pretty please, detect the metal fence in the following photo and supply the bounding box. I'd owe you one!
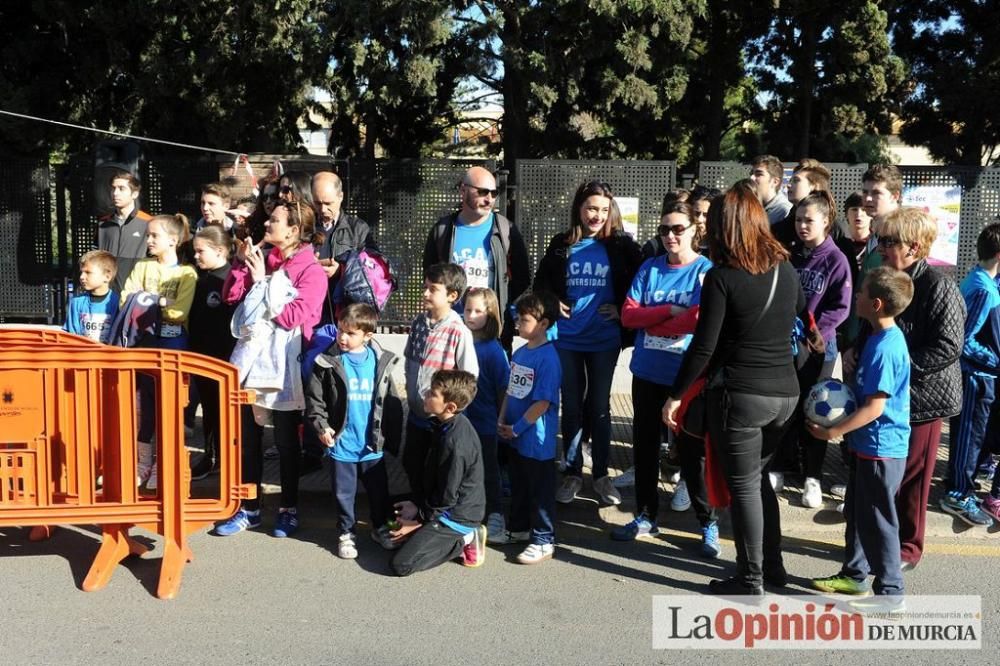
[699,161,1000,275]
[4,153,1000,325]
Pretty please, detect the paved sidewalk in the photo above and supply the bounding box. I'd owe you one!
[221,393,983,542]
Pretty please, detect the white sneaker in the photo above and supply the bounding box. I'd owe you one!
[769,471,784,493]
[593,475,622,505]
[486,512,506,541]
[612,467,635,488]
[668,470,681,484]
[670,479,691,512]
[556,476,583,504]
[494,530,530,545]
[802,477,823,508]
[830,483,847,499]
[516,543,554,564]
[338,533,358,559]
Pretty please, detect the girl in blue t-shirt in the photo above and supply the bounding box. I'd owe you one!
[613,201,718,556]
[464,287,511,541]
[533,180,643,507]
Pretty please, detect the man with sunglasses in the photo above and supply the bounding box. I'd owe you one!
[423,166,529,349]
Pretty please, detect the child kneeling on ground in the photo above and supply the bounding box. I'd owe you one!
[391,370,487,575]
[808,266,914,613]
[304,303,404,559]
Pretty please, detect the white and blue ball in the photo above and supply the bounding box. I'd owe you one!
[804,379,857,428]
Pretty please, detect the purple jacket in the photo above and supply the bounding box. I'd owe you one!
[791,235,852,343]
[224,245,327,345]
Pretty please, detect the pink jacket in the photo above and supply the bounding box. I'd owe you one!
[224,245,327,344]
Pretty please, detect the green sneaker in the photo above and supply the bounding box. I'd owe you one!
[811,574,871,595]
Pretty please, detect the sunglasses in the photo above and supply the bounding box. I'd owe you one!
[279,185,294,194]
[877,236,902,248]
[463,183,499,198]
[658,223,694,236]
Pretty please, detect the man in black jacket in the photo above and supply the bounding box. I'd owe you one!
[390,370,486,575]
[312,171,377,322]
[422,166,529,349]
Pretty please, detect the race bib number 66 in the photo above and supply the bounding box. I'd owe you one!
[507,363,535,400]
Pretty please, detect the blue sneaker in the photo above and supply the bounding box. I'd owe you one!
[940,493,993,527]
[214,509,261,536]
[610,513,659,541]
[700,521,721,558]
[273,510,300,538]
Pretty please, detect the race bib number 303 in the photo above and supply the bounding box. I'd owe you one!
[507,363,535,400]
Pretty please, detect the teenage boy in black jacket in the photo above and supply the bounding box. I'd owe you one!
[391,370,487,575]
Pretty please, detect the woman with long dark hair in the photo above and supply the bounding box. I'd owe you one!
[533,180,642,506]
[664,180,805,595]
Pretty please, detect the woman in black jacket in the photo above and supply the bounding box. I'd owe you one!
[533,180,642,507]
[664,181,806,595]
[854,207,964,569]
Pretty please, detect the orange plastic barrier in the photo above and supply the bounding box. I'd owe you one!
[0,327,255,599]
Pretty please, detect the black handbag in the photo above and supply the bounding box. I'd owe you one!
[680,266,780,438]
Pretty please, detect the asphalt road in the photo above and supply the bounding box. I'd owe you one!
[2,488,997,666]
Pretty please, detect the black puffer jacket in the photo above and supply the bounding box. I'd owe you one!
[861,259,964,422]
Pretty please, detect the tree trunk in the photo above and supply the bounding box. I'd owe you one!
[795,11,819,159]
[500,3,527,185]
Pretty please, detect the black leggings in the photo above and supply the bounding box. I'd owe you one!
[707,389,796,585]
[240,405,302,512]
[632,376,716,526]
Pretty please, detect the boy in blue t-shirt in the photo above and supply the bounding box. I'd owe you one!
[808,266,914,613]
[304,303,404,560]
[64,250,119,344]
[497,291,562,564]
[942,223,1000,527]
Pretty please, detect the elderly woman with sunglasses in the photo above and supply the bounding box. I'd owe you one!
[611,201,717,551]
[533,180,643,506]
[859,207,964,570]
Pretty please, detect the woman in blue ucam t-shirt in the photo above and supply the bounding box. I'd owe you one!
[613,200,717,556]
[533,180,643,507]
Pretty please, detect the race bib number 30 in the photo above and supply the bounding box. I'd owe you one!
[507,363,535,400]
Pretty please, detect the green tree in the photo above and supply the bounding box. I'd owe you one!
[750,0,906,162]
[894,1,1000,166]
[0,1,327,155]
[460,0,703,172]
[318,0,473,158]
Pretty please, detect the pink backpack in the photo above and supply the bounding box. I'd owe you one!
[332,248,398,313]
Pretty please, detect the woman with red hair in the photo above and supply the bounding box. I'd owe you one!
[664,180,806,595]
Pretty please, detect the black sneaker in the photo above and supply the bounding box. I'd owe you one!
[708,576,764,596]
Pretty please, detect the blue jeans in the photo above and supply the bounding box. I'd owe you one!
[557,346,619,480]
[508,449,556,545]
[328,457,389,535]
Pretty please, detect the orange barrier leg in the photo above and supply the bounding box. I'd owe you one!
[156,536,193,600]
[82,525,151,592]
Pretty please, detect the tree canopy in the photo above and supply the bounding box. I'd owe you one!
[0,0,993,167]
